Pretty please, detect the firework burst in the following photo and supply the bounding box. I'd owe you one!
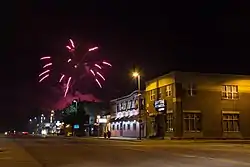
[39,39,112,97]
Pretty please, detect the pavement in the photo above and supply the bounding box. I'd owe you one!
[1,135,250,167]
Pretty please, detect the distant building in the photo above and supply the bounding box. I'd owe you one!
[145,71,250,139]
[109,90,146,138]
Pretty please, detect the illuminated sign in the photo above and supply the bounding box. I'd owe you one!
[74,124,79,129]
[154,100,166,112]
[97,118,107,123]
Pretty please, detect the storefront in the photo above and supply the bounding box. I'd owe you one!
[109,90,146,138]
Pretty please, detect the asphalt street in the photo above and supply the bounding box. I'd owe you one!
[1,136,250,167]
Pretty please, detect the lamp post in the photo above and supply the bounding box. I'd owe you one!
[132,72,142,140]
[73,100,78,112]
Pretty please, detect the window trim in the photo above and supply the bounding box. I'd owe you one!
[183,112,201,133]
[222,112,240,132]
[166,85,172,97]
[222,85,239,100]
[188,83,197,96]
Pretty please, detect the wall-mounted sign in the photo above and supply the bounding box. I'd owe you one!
[97,118,107,123]
[73,124,79,129]
[154,100,166,112]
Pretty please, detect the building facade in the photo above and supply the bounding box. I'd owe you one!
[145,71,250,139]
[110,90,146,138]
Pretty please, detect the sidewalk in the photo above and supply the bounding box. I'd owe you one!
[93,136,143,142]
[0,138,42,167]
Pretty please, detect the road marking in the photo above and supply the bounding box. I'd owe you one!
[0,157,12,160]
[174,153,250,166]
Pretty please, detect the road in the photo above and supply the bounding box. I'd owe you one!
[1,136,250,167]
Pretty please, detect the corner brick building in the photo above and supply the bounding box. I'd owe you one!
[145,71,250,139]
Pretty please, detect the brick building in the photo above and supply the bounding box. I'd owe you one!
[145,71,250,139]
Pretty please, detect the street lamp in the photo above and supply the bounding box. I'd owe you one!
[132,71,142,140]
[73,100,78,113]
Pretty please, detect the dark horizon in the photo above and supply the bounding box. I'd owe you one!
[2,1,249,130]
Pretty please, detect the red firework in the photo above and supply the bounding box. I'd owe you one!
[39,39,112,97]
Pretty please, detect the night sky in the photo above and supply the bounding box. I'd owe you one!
[2,2,249,130]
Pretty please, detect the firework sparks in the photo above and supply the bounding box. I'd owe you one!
[39,38,111,97]
[39,74,49,82]
[102,61,112,67]
[95,78,102,88]
[96,72,105,81]
[64,77,72,97]
[39,70,50,77]
[88,47,98,52]
[40,56,51,60]
[69,39,75,48]
[43,63,52,68]
[94,64,102,69]
[59,74,65,82]
[90,69,95,76]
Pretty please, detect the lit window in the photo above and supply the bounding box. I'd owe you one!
[223,114,240,132]
[166,85,172,97]
[149,89,156,101]
[222,85,239,99]
[188,83,197,96]
[184,113,201,132]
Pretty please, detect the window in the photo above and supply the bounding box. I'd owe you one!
[123,124,126,130]
[112,125,115,130]
[166,113,173,132]
[166,85,172,97]
[116,125,119,130]
[222,85,239,99]
[149,89,156,101]
[119,103,122,111]
[122,102,126,111]
[127,101,132,110]
[223,114,240,132]
[184,113,201,132]
[131,100,135,109]
[158,87,163,99]
[188,83,197,96]
[127,124,130,130]
[116,104,120,112]
[133,123,136,131]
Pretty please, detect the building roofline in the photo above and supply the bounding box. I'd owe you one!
[145,71,176,85]
[145,71,250,85]
[110,90,143,103]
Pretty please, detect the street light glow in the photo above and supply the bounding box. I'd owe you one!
[132,72,139,77]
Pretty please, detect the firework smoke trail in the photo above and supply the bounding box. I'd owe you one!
[96,72,105,81]
[39,74,49,82]
[43,63,52,68]
[102,61,112,67]
[64,77,72,97]
[59,74,65,82]
[94,64,102,69]
[40,56,51,60]
[95,78,102,88]
[39,70,50,77]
